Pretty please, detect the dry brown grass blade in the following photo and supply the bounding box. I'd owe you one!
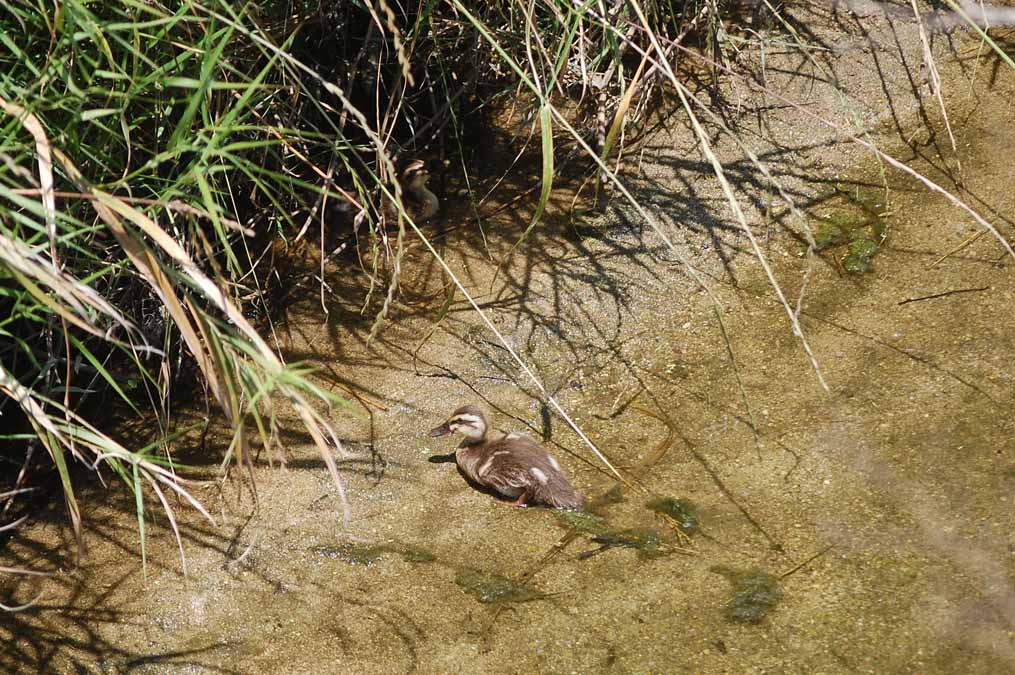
[0,515,29,533]
[601,48,650,171]
[100,202,226,405]
[910,0,962,176]
[143,473,188,577]
[928,229,985,268]
[0,97,56,253]
[0,232,144,346]
[2,94,103,468]
[375,0,416,87]
[10,189,252,234]
[44,152,236,438]
[0,566,51,576]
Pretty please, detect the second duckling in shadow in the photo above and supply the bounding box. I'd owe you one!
[381,159,439,225]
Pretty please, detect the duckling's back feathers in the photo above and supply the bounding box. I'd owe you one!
[456,432,584,511]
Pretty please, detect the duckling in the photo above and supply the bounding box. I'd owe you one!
[429,405,584,511]
[381,159,439,224]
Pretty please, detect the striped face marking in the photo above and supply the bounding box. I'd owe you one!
[449,413,486,440]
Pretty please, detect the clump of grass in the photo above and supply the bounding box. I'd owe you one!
[814,222,847,250]
[5,0,703,577]
[0,0,382,579]
[810,187,888,273]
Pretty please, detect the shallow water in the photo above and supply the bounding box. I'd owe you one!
[3,10,1015,674]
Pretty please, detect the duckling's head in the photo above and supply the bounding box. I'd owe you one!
[429,404,487,442]
[401,159,430,190]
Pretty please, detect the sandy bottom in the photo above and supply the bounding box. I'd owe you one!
[2,8,1014,675]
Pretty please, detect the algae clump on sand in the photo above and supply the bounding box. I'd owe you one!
[711,566,784,623]
[645,496,700,534]
[454,569,547,604]
[591,528,670,560]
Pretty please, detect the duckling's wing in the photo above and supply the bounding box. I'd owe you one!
[475,441,548,490]
[479,436,584,510]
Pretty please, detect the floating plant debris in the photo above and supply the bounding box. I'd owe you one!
[645,497,700,534]
[312,544,383,566]
[454,570,547,604]
[711,566,783,623]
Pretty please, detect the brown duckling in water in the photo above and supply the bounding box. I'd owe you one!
[381,159,439,224]
[429,405,584,511]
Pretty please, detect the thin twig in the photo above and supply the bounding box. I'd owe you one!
[928,229,986,268]
[780,544,835,579]
[898,286,990,305]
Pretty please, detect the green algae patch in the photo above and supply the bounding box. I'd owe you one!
[843,231,880,273]
[558,510,675,560]
[814,221,846,250]
[809,186,888,273]
[555,510,612,536]
[645,497,700,534]
[313,543,383,566]
[591,484,626,510]
[454,569,547,604]
[591,528,670,560]
[711,566,783,623]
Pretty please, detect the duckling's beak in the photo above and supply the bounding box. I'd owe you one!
[429,421,452,437]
